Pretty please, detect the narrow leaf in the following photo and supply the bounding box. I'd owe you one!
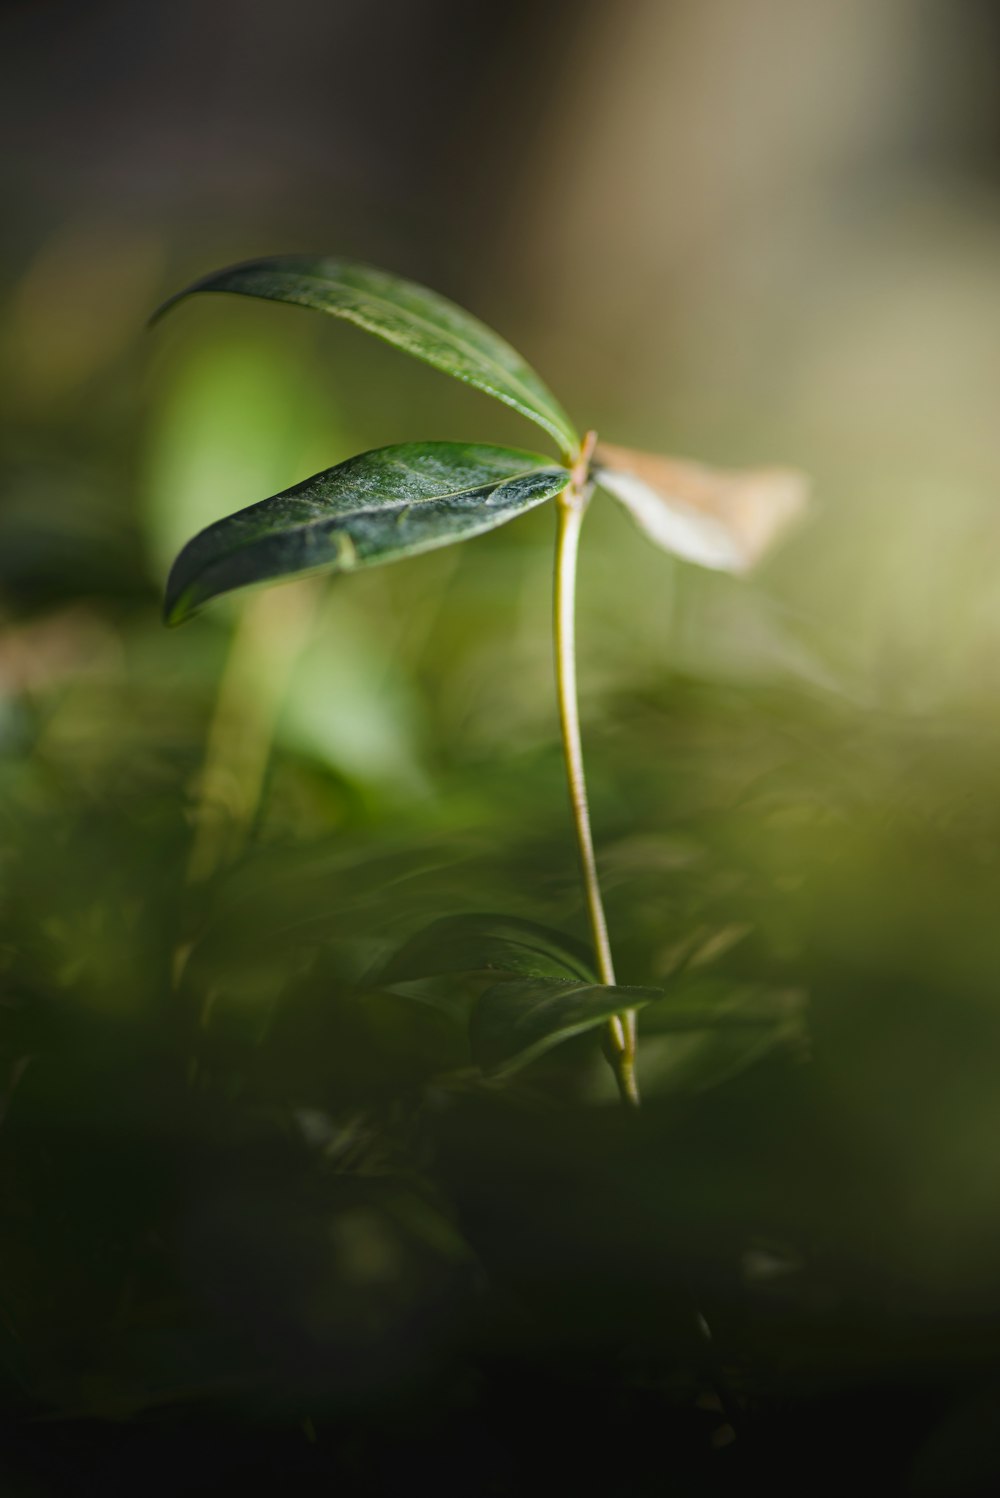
[164,442,571,624]
[594,441,808,573]
[637,979,807,1095]
[375,913,597,988]
[472,977,663,1075]
[155,256,581,460]
[640,977,806,1033]
[639,1027,804,1096]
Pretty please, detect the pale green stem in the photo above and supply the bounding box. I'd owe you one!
[554,437,639,1107]
[186,580,320,886]
[554,453,737,1418]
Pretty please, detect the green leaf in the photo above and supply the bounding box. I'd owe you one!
[164,441,571,625]
[638,1027,803,1096]
[155,256,581,460]
[472,977,663,1075]
[637,979,807,1095]
[375,913,597,988]
[639,976,806,1033]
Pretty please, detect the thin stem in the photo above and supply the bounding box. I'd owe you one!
[554,432,639,1107]
[186,582,318,884]
[554,455,738,1423]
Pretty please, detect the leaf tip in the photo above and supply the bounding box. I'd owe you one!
[147,277,208,329]
[147,257,258,329]
[162,567,200,628]
[162,595,191,628]
[147,294,179,331]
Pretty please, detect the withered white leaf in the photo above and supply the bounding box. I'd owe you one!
[594,442,808,574]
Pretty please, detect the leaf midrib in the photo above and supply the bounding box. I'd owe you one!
[491,940,594,982]
[282,268,574,451]
[234,461,560,539]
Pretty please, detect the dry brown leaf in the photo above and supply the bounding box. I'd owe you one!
[594,441,808,573]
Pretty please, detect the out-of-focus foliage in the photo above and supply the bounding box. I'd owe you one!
[4,377,1000,1482]
[5,0,1000,1489]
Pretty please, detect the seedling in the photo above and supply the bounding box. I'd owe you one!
[155,256,806,1103]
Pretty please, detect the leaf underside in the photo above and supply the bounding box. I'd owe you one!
[376,913,597,988]
[164,441,571,624]
[470,969,805,1076]
[154,255,581,460]
[636,978,807,1094]
[640,976,806,1033]
[472,977,664,1075]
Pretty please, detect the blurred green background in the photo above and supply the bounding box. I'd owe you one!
[4,0,1000,1491]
